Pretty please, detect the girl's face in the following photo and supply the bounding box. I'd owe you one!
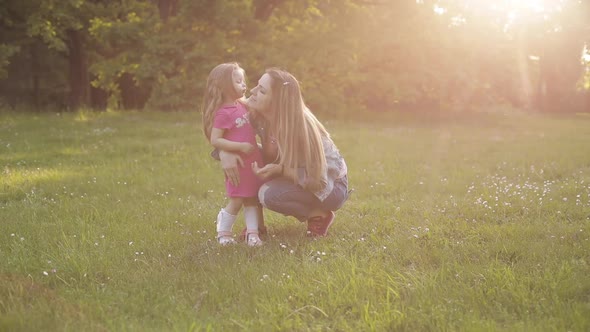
[232,69,247,99]
[247,73,273,114]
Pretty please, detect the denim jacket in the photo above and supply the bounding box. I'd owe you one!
[311,135,348,201]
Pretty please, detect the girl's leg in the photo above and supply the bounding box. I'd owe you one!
[243,197,263,246]
[224,197,243,215]
[216,197,243,245]
[257,203,267,234]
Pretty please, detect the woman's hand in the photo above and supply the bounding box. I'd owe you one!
[252,162,282,180]
[219,150,244,186]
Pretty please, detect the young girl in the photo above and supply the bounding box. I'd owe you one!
[201,62,264,246]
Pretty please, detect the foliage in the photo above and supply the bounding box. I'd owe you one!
[0,44,19,79]
[0,0,589,112]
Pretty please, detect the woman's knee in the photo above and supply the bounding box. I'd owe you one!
[258,183,270,208]
[258,180,295,211]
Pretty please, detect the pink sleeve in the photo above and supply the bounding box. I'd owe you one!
[213,109,233,130]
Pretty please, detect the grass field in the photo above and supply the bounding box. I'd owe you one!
[1,109,589,331]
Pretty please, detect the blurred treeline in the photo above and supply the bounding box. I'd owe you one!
[1,0,589,114]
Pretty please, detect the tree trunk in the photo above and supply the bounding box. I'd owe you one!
[66,29,89,109]
[253,0,285,21]
[90,75,108,110]
[536,26,587,113]
[158,0,178,22]
[119,73,150,110]
[30,41,40,110]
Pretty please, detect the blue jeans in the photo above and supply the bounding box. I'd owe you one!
[258,175,349,221]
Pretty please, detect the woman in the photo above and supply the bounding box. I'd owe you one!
[219,68,348,236]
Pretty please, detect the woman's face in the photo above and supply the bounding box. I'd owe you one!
[247,73,273,114]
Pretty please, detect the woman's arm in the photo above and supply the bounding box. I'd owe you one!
[252,162,282,180]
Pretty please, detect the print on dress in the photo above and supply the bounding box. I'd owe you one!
[235,113,250,128]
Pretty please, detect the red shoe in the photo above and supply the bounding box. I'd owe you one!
[306,211,335,237]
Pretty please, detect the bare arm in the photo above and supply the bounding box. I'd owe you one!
[210,127,255,154]
[252,161,282,180]
[219,150,244,186]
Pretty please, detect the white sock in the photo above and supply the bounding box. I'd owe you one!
[243,205,259,231]
[216,208,237,233]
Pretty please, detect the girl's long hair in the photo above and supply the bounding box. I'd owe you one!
[265,68,329,192]
[201,62,242,140]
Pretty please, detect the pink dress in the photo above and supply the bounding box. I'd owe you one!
[213,103,264,197]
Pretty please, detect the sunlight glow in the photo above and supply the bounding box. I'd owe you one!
[508,0,546,12]
[434,4,447,15]
[582,45,590,63]
[3,167,68,187]
[431,0,573,32]
[450,15,467,26]
[439,0,569,19]
[470,0,547,12]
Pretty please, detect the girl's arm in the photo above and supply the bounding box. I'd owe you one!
[220,150,243,186]
[210,128,255,154]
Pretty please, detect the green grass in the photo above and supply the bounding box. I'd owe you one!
[1,109,589,331]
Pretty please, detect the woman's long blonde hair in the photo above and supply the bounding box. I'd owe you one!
[201,62,243,140]
[264,68,329,192]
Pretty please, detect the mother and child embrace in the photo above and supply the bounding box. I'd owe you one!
[201,62,349,246]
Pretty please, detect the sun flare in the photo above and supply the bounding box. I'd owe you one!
[467,0,548,12]
[433,0,570,17]
[431,0,570,27]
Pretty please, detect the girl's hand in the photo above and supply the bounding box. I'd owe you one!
[240,142,256,155]
[220,150,244,186]
[252,162,282,180]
